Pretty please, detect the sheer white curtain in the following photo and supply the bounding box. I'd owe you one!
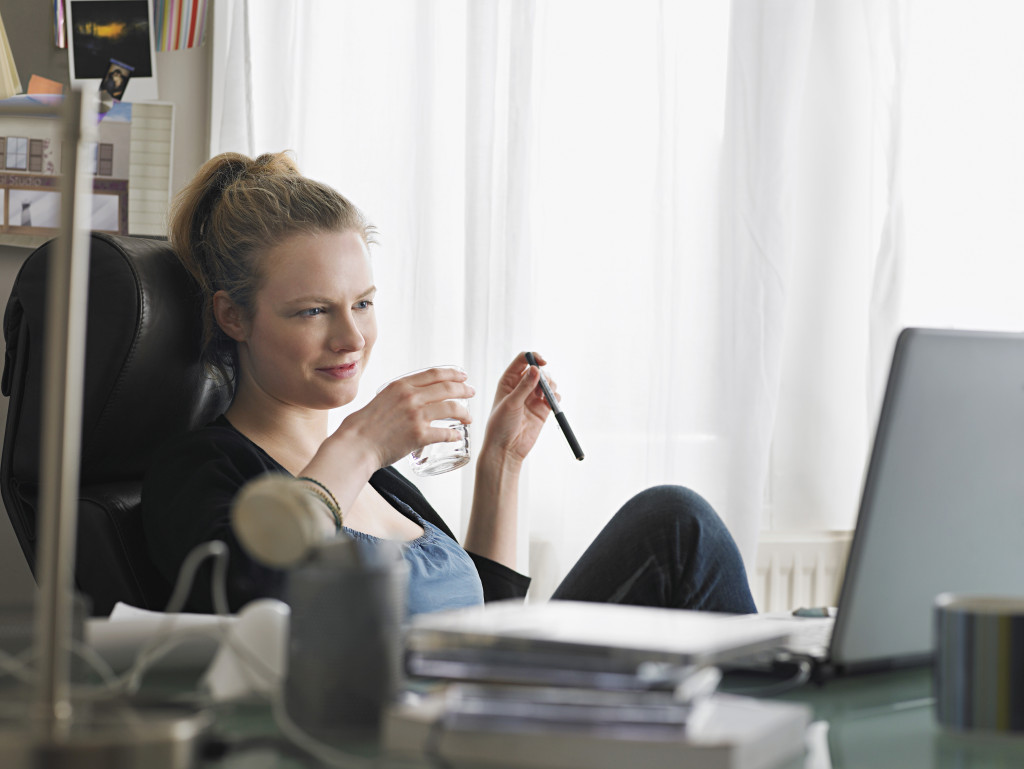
[901,1,1024,334]
[209,0,908,600]
[764,0,909,533]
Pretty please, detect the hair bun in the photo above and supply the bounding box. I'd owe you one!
[253,152,301,176]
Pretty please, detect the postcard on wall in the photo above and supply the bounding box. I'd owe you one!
[66,0,158,102]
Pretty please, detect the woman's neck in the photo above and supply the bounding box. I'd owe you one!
[224,393,329,475]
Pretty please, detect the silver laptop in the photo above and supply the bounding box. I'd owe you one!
[755,327,1024,677]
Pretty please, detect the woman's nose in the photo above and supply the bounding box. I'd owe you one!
[329,313,365,352]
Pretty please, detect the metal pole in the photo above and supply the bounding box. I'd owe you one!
[30,88,95,736]
[0,90,207,769]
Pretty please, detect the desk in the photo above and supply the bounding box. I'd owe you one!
[765,667,1024,769]
[197,667,1024,768]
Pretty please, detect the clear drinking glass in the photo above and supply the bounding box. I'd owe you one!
[378,365,471,477]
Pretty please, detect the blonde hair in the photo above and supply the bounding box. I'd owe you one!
[169,151,375,385]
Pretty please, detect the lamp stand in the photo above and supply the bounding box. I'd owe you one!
[0,90,208,767]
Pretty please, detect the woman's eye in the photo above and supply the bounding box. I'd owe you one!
[354,300,374,311]
[298,307,325,317]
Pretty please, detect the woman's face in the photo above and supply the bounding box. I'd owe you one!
[231,229,377,412]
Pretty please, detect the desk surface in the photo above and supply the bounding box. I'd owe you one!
[771,667,1024,769]
[200,666,1024,769]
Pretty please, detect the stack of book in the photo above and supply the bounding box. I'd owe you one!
[383,600,811,769]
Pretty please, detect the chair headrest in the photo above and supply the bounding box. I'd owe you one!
[3,233,232,485]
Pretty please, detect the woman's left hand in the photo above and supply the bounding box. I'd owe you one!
[479,352,558,468]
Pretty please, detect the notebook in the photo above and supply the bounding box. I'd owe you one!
[741,327,1024,677]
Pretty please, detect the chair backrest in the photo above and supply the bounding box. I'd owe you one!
[1,233,231,616]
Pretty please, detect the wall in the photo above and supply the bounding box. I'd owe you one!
[0,1,213,606]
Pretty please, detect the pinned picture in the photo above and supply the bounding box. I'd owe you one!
[100,59,133,100]
[67,0,157,101]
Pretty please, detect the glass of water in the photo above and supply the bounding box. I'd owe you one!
[379,366,471,477]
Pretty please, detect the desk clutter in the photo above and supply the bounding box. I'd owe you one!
[66,480,814,768]
[382,601,811,769]
[78,595,812,769]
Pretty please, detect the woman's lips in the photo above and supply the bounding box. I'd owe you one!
[318,362,359,380]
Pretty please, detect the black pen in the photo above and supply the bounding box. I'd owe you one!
[526,352,584,461]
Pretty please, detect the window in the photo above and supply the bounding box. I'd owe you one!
[5,137,27,171]
[96,143,114,176]
[0,137,5,170]
[29,140,43,173]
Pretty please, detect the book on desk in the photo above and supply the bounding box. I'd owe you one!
[383,685,811,769]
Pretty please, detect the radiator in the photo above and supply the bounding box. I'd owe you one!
[753,530,853,613]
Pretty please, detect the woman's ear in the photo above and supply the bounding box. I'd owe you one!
[212,290,248,343]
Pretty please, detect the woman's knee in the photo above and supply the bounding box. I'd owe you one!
[619,485,743,559]
[619,484,723,532]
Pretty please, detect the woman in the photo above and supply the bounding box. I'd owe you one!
[142,151,756,616]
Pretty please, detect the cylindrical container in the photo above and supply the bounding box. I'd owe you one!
[284,545,409,743]
[934,593,1024,733]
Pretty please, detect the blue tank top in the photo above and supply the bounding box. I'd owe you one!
[342,494,484,616]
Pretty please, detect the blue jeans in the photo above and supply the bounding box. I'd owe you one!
[551,485,757,614]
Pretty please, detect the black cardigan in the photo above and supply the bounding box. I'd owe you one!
[141,415,530,613]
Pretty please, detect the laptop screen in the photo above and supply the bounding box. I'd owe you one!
[830,328,1024,672]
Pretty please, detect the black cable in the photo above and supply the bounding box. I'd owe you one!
[199,733,310,762]
[722,657,815,698]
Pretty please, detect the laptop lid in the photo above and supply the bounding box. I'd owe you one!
[827,327,1024,673]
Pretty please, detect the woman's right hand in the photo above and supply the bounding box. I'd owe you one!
[335,367,475,469]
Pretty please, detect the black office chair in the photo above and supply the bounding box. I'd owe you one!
[1,233,231,616]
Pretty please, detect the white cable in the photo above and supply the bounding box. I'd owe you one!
[0,645,35,685]
[68,637,119,690]
[164,540,231,615]
[118,624,232,695]
[51,539,236,699]
[104,540,233,695]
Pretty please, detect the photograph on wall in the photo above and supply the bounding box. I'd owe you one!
[100,59,134,100]
[67,0,158,101]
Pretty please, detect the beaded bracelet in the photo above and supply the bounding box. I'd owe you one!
[297,476,342,532]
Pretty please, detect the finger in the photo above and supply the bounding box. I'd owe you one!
[508,364,542,406]
[425,421,469,444]
[491,356,528,406]
[397,366,469,389]
[386,377,475,404]
[422,399,473,425]
[499,354,531,386]
[422,379,475,403]
[531,384,560,410]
